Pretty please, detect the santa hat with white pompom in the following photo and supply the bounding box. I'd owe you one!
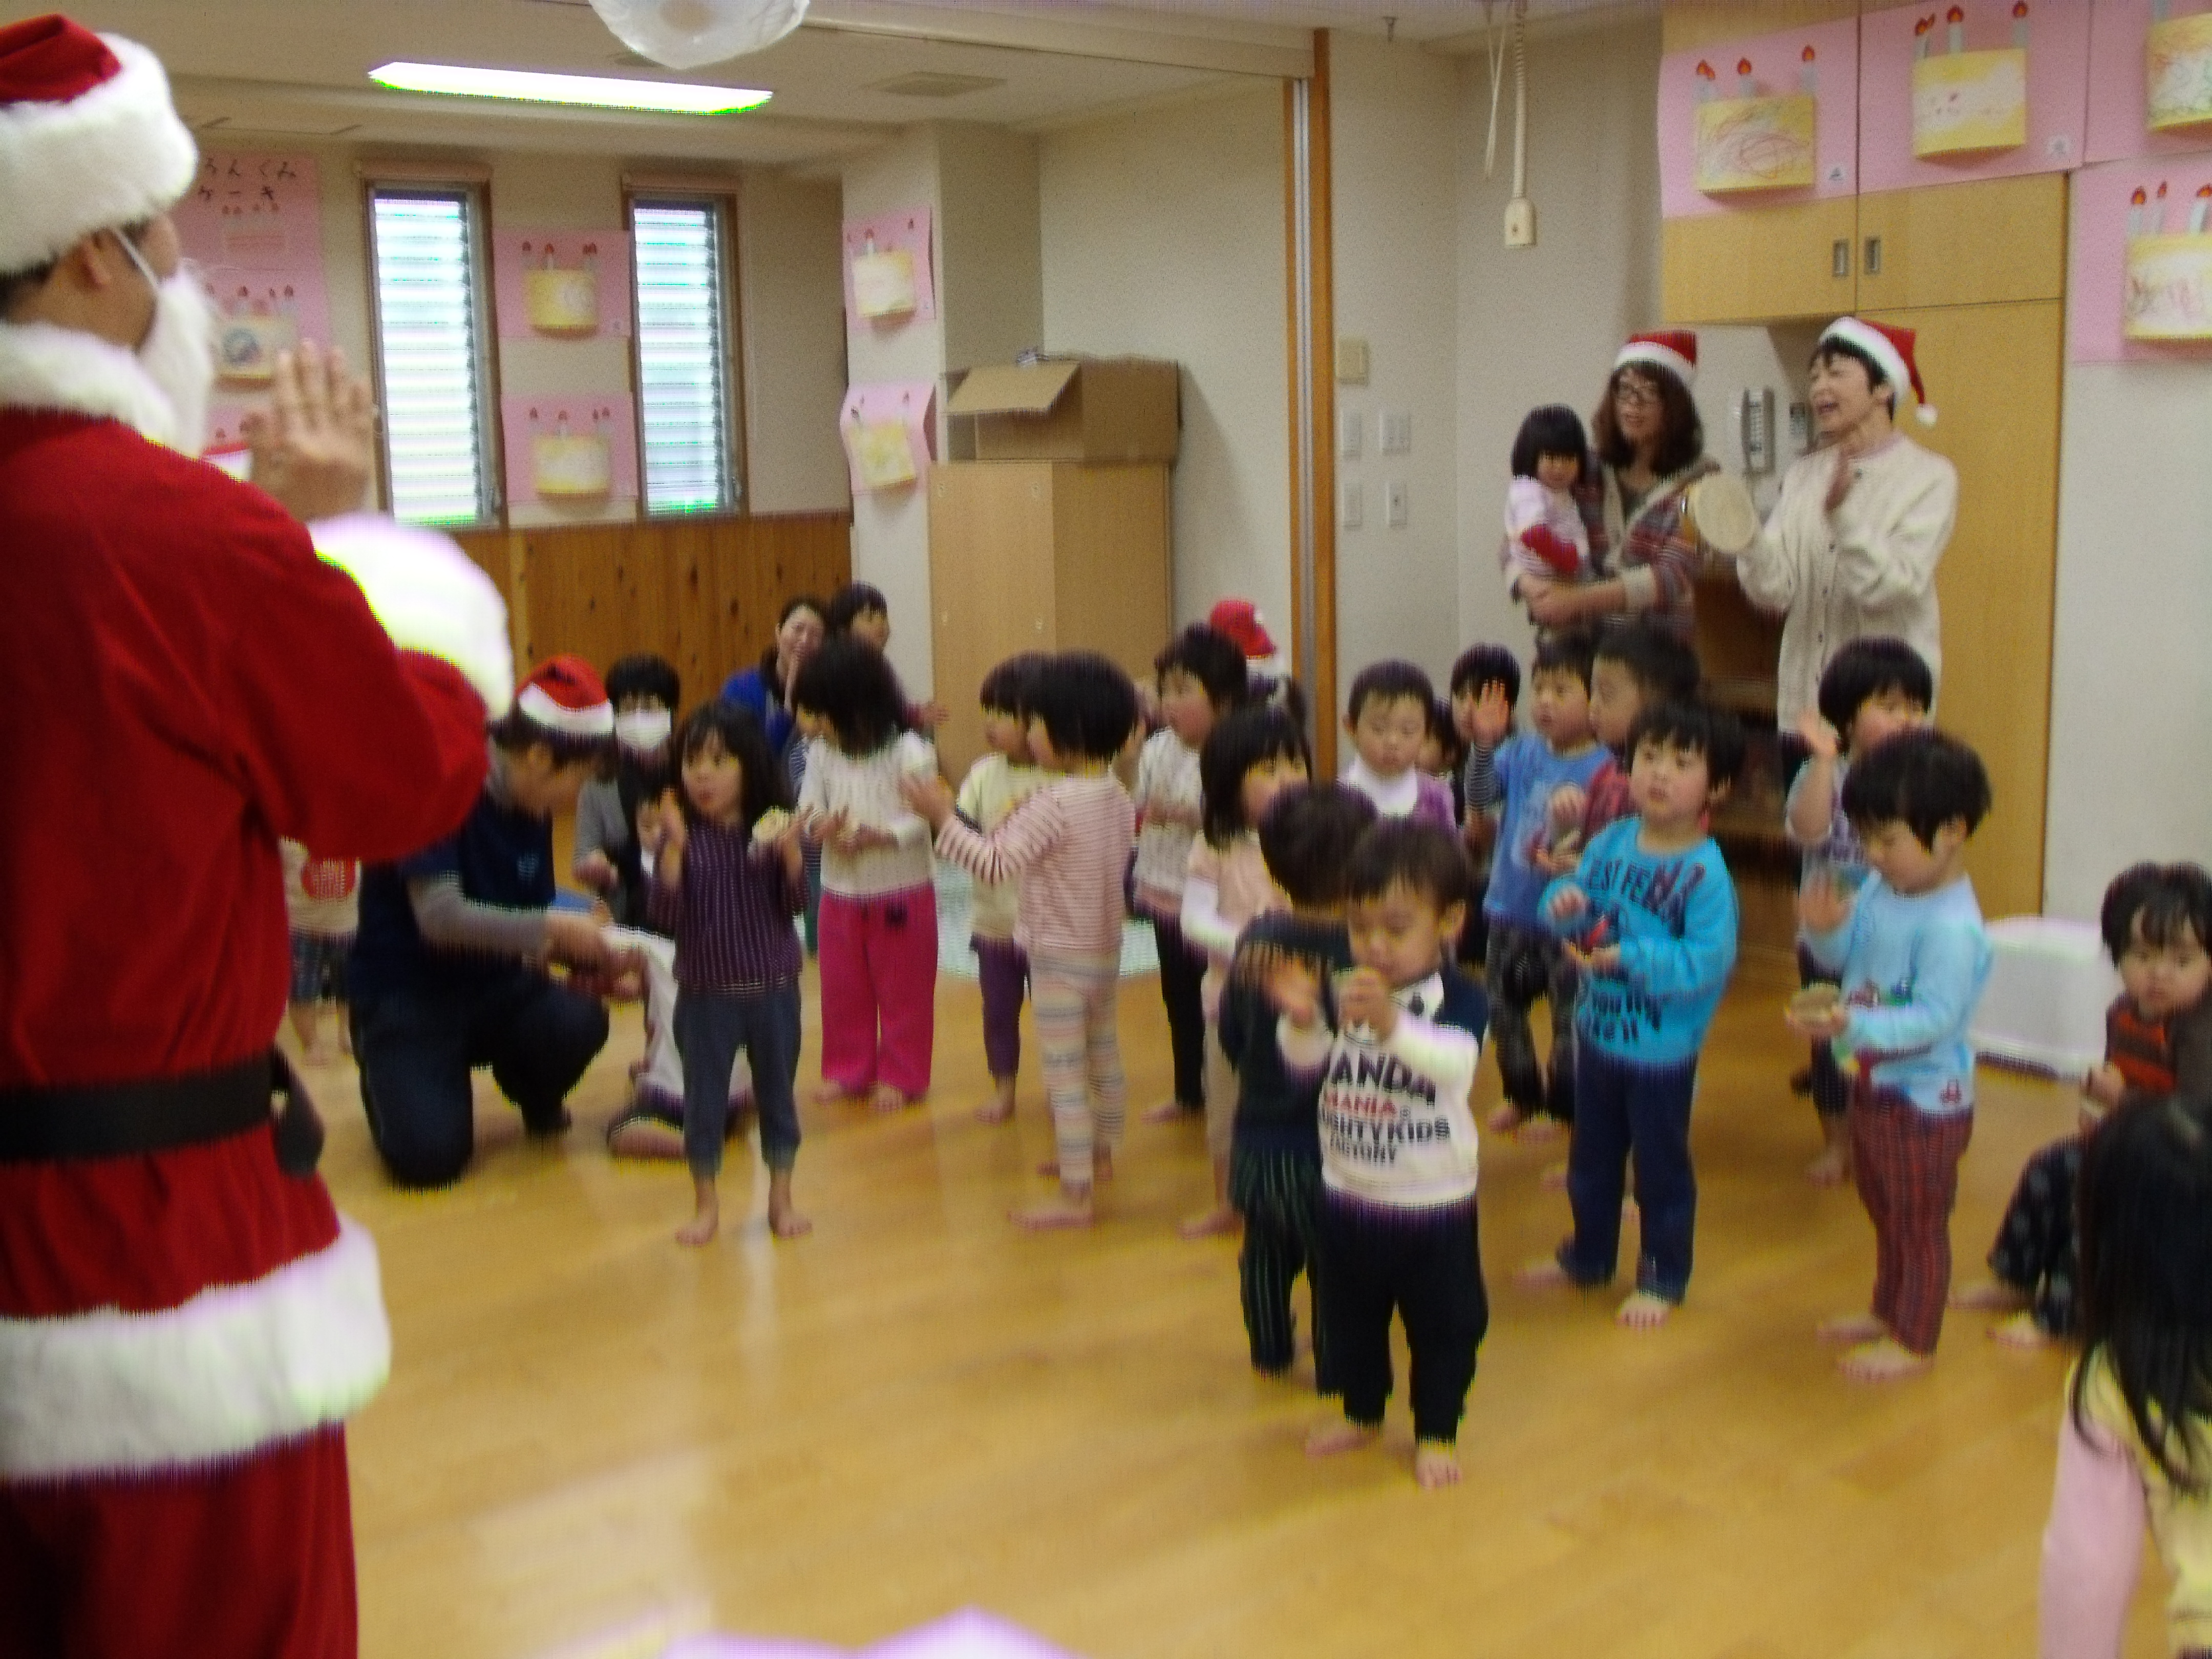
[1820,316,1936,427]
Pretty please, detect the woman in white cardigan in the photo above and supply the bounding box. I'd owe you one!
[1730,317,1958,730]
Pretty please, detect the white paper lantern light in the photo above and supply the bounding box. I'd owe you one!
[587,0,807,70]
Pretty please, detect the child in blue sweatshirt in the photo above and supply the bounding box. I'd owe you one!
[1790,729,1993,1383]
[1518,702,1742,1329]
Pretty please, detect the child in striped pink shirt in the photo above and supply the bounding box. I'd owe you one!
[907,653,1139,1229]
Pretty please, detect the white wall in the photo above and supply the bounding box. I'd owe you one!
[1453,15,1667,661]
[937,124,1043,372]
[2044,358,2212,920]
[1038,83,1290,637]
[1329,32,1463,696]
[841,127,948,696]
[739,172,853,516]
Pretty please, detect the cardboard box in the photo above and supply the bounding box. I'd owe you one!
[945,357,1180,464]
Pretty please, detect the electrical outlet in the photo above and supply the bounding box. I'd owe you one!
[1338,410,1362,461]
[1379,410,1411,455]
[1503,197,1536,248]
[1342,480,1364,530]
[1384,480,1408,528]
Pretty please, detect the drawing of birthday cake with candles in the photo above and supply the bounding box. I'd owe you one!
[214,284,300,388]
[1911,5,2030,158]
[2124,175,2212,341]
[522,239,602,336]
[531,406,615,499]
[1691,50,1818,195]
[2147,3,2212,133]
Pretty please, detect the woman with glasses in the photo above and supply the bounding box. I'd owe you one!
[1517,332,1716,644]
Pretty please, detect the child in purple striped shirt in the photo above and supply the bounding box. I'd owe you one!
[644,702,810,1247]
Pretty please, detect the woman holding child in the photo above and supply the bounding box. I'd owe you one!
[1516,331,1717,645]
[1728,317,1957,730]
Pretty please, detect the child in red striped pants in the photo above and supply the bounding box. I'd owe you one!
[1791,731,1994,1382]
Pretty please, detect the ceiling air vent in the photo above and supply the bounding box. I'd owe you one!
[865,72,1005,99]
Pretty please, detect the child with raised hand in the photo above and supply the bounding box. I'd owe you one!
[1219,783,1376,1378]
[2038,1091,2212,1659]
[1271,819,1490,1490]
[1790,730,1994,1382]
[1449,643,1522,972]
[906,653,1140,1230]
[1515,702,1742,1329]
[792,635,940,1114]
[1500,403,1598,606]
[955,652,1050,1124]
[1958,861,2212,1348]
[1177,704,1311,1239]
[1134,624,1252,1126]
[643,703,809,1246]
[1465,630,1608,1137]
[1342,661,1458,830]
[1786,636,1932,1186]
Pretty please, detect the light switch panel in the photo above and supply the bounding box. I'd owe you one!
[1338,409,1362,461]
[1342,480,1364,530]
[1384,480,1408,528]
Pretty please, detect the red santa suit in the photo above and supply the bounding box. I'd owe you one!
[0,17,511,1655]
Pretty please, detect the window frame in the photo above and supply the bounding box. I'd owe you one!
[361,180,504,529]
[625,189,747,521]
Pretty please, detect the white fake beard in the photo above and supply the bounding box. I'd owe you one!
[134,265,216,455]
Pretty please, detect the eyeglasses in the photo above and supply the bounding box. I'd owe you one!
[1613,380,1662,409]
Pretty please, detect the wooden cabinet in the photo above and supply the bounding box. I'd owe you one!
[1864,300,2061,920]
[1662,199,1861,327]
[1853,174,2067,311]
[927,461,1171,780]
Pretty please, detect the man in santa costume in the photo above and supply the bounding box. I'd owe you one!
[0,15,539,1653]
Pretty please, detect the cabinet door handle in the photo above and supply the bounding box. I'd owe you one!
[1832,239,1852,279]
[1863,236,1883,276]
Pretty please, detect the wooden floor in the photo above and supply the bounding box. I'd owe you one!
[306,954,2171,1659]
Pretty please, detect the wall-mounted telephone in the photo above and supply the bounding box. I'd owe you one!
[1739,387,1776,477]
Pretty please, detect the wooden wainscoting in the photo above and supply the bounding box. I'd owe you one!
[456,514,850,700]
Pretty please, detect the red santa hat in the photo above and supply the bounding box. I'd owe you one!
[1614,330,1698,390]
[1820,315,1936,427]
[516,655,614,740]
[1207,597,1278,662]
[0,15,198,276]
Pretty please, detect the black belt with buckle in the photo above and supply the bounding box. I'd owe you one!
[0,1050,324,1175]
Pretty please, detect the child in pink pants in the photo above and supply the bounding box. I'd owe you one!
[793,636,939,1113]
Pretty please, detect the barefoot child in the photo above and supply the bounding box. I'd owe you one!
[1784,637,1932,1186]
[1791,730,1993,1382]
[1274,820,1490,1489]
[792,636,939,1113]
[645,703,809,1245]
[1219,784,1375,1373]
[1178,704,1311,1238]
[908,653,1140,1229]
[955,653,1049,1123]
[2038,1092,2212,1659]
[1958,861,2212,1347]
[1134,625,1251,1124]
[1517,701,1742,1328]
[1465,631,1608,1136]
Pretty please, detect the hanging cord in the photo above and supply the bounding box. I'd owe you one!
[1511,0,1528,205]
[1482,1,1505,180]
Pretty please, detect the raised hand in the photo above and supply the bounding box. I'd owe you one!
[1544,882,1591,924]
[1796,707,1841,763]
[1470,682,1512,748]
[1796,869,1853,938]
[899,771,954,830]
[1254,946,1323,1029]
[1335,966,1398,1039]
[244,342,376,523]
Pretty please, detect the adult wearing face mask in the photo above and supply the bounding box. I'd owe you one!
[0,16,515,1654]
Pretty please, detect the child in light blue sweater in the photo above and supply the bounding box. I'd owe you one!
[1519,702,1742,1330]
[1790,729,1993,1383]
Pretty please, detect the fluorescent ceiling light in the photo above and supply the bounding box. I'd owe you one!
[368,62,771,115]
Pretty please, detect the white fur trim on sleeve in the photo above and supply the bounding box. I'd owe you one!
[0,1218,390,1480]
[0,35,198,273]
[311,512,515,717]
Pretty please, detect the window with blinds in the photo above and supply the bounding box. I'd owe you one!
[631,200,736,516]
[368,188,496,526]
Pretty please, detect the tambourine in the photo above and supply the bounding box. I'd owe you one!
[1682,472,1761,557]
